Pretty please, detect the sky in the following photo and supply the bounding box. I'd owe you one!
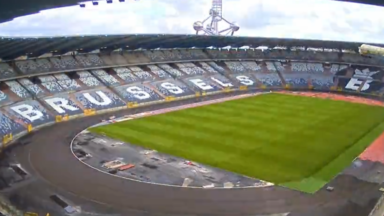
[0,0,384,43]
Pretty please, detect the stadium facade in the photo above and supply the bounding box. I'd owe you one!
[0,35,384,216]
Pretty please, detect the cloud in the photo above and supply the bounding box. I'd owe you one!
[0,0,384,43]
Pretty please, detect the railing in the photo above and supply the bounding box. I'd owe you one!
[369,192,384,216]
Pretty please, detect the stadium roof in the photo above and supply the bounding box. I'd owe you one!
[0,34,379,60]
[336,0,384,6]
[1,0,384,25]
[0,0,84,24]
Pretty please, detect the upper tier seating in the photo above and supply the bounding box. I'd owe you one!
[0,63,18,79]
[50,56,79,70]
[145,51,167,62]
[75,54,104,67]
[15,60,39,74]
[162,51,183,61]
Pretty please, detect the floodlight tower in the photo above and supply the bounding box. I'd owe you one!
[193,0,239,36]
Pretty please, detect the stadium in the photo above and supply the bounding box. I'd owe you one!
[1,0,384,216]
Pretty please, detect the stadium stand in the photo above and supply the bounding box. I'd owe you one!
[240,61,262,73]
[163,50,184,61]
[176,63,206,76]
[105,52,129,65]
[1,46,384,133]
[0,63,18,79]
[75,54,105,67]
[146,65,172,79]
[128,66,155,81]
[158,64,185,77]
[1,45,384,152]
[77,71,102,87]
[0,112,25,137]
[113,67,140,83]
[18,78,47,97]
[54,73,82,91]
[145,51,167,62]
[1,40,384,216]
[114,83,162,104]
[198,62,218,74]
[74,89,125,110]
[251,61,283,87]
[91,70,121,86]
[150,79,194,97]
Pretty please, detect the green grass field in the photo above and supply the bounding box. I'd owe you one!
[89,93,384,193]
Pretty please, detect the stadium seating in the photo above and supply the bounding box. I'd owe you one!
[38,75,65,93]
[114,83,162,103]
[254,74,282,87]
[77,71,102,87]
[241,61,262,73]
[146,65,172,79]
[5,81,31,99]
[0,112,25,137]
[225,61,247,73]
[2,48,384,147]
[311,76,334,89]
[0,89,14,106]
[145,51,167,62]
[151,80,194,97]
[75,54,104,67]
[128,67,155,81]
[18,78,47,97]
[4,100,54,127]
[49,56,79,71]
[35,58,53,72]
[91,70,120,86]
[188,50,208,59]
[0,63,18,79]
[113,67,140,83]
[176,63,205,75]
[206,50,230,59]
[199,62,218,74]
[75,89,125,110]
[106,52,129,65]
[54,73,82,91]
[158,64,185,77]
[15,60,39,74]
[162,50,183,61]
[207,62,226,73]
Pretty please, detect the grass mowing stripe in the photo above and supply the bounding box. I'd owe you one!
[90,93,384,193]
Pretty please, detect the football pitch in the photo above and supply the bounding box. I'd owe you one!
[89,93,384,193]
